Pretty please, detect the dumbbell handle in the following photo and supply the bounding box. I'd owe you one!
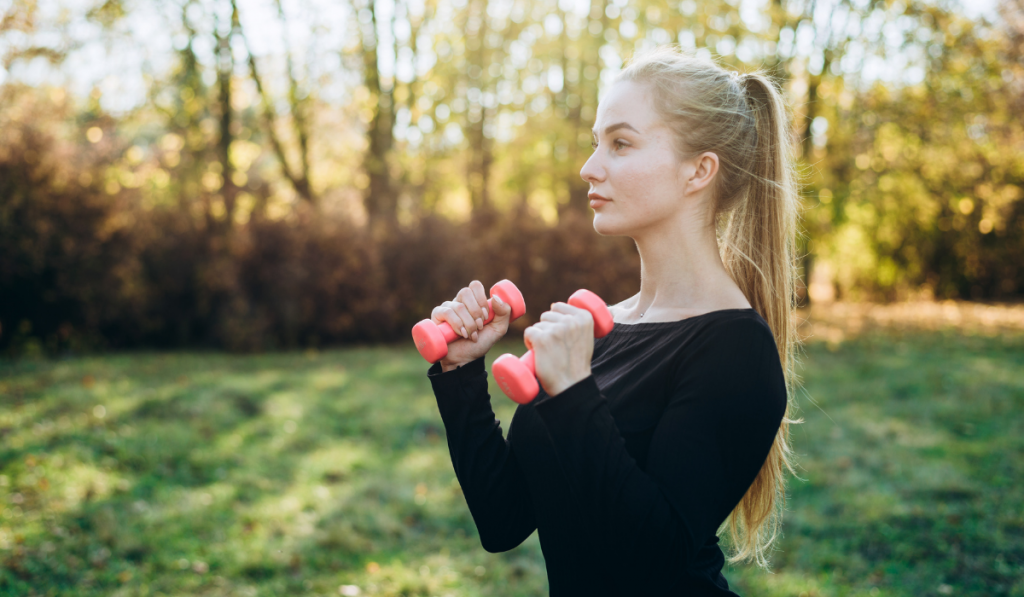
[492,289,613,404]
[412,279,527,363]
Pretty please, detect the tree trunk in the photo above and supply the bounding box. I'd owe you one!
[801,52,832,160]
[215,7,238,229]
[274,0,314,206]
[560,0,606,219]
[362,0,397,235]
[232,0,315,206]
[465,0,492,215]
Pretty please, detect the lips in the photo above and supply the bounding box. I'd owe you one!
[588,192,611,208]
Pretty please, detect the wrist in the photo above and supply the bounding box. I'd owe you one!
[548,369,591,396]
[440,357,471,373]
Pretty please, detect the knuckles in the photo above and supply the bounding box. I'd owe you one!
[523,326,545,344]
[526,304,596,344]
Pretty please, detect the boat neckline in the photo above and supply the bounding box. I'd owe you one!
[607,308,757,332]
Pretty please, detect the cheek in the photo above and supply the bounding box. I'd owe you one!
[612,153,679,209]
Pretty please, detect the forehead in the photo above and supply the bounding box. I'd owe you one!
[593,79,660,131]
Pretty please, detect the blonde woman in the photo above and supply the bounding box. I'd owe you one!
[426,45,800,595]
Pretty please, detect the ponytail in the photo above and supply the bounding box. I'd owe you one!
[617,47,802,569]
[723,72,798,390]
[719,72,801,569]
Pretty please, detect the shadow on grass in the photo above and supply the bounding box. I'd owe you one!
[2,332,1023,596]
[0,343,545,596]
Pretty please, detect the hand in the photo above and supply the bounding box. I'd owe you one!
[432,280,514,371]
[523,302,594,397]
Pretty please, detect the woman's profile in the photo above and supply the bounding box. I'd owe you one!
[425,44,801,595]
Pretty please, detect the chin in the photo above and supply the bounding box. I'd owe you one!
[591,212,632,237]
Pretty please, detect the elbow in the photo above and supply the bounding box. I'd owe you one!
[479,535,515,553]
[466,503,534,553]
[479,524,531,553]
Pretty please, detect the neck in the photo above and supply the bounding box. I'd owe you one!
[628,202,745,318]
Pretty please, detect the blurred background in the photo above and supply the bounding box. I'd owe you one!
[1,0,1021,354]
[1,0,1023,595]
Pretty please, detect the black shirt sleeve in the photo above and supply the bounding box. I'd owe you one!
[427,356,538,553]
[529,317,787,591]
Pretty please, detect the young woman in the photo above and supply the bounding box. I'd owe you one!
[425,45,800,596]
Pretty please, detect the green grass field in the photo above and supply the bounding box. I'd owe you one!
[1,327,1022,596]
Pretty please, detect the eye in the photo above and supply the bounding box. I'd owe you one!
[591,138,631,151]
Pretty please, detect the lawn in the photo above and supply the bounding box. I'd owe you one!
[1,310,1022,596]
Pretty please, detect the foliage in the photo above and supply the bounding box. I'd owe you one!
[0,93,639,354]
[0,85,140,356]
[804,7,1024,300]
[1,328,1022,595]
[1,0,1023,352]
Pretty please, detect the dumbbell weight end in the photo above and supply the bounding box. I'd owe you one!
[492,350,539,404]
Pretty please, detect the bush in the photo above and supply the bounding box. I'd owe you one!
[0,112,640,355]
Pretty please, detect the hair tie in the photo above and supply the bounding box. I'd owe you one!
[729,71,749,98]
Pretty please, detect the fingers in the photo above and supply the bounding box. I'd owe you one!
[450,300,480,340]
[431,301,476,340]
[490,292,512,317]
[523,325,538,351]
[428,280,513,344]
[457,284,486,339]
[468,280,489,321]
[539,308,567,322]
[430,305,464,338]
[523,320,555,353]
[549,302,582,314]
[540,303,592,331]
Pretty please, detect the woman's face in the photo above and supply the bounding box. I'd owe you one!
[580,79,709,237]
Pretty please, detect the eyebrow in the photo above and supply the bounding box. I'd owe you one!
[591,122,640,137]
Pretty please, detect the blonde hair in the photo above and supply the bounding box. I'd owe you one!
[616,45,801,569]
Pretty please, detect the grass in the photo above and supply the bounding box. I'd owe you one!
[726,328,1024,597]
[1,318,1023,596]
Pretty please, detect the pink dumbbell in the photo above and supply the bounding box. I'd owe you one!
[412,279,527,364]
[491,289,615,404]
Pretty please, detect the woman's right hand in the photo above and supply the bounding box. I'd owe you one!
[433,280,514,372]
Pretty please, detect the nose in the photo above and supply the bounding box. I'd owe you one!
[580,150,605,185]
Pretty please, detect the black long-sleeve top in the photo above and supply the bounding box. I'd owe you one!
[427,308,788,596]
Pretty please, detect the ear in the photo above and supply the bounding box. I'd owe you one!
[682,152,719,196]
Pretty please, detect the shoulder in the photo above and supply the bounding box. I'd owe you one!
[689,309,776,354]
[672,310,787,416]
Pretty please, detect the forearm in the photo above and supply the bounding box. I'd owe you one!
[428,357,537,551]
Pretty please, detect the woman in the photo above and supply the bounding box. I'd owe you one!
[426,45,800,596]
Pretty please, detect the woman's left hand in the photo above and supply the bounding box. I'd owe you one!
[523,302,595,397]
